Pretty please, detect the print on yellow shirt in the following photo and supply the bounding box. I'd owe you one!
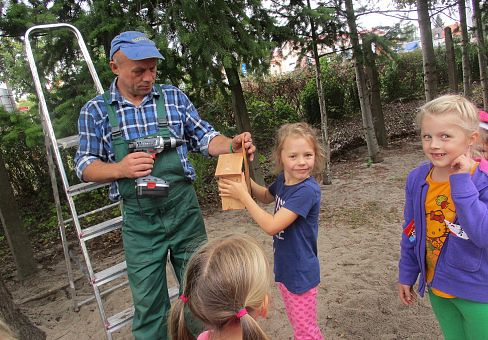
[425,175,455,298]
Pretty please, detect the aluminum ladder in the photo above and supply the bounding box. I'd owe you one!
[24,23,179,339]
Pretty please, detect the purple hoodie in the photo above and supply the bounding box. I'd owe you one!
[398,159,488,302]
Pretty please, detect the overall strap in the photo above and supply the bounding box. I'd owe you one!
[103,91,122,139]
[155,84,168,128]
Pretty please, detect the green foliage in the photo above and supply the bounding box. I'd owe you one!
[188,153,219,208]
[269,1,345,57]
[247,97,299,146]
[379,42,483,102]
[379,50,424,101]
[0,107,51,207]
[196,89,237,137]
[300,59,359,123]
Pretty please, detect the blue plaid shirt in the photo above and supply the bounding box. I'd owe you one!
[74,79,220,201]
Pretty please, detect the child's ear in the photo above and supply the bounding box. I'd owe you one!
[469,131,480,146]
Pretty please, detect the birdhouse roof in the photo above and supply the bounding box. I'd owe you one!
[215,153,244,176]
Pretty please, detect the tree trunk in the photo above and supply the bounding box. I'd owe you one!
[364,41,388,147]
[417,0,438,101]
[472,0,488,110]
[307,0,331,185]
[459,0,472,97]
[444,27,458,93]
[0,151,37,280]
[0,278,46,340]
[344,0,380,163]
[223,66,264,184]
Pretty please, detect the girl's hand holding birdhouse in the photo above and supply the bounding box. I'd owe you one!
[218,173,250,203]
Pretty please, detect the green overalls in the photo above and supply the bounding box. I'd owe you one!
[105,87,207,339]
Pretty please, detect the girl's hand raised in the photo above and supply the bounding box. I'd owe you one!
[450,153,473,175]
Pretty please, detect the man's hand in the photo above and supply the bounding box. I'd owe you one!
[231,132,256,161]
[398,283,417,306]
[118,152,154,178]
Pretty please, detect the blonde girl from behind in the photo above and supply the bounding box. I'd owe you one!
[168,234,271,340]
[398,94,488,339]
[219,122,325,339]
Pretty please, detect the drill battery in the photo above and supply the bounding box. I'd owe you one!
[135,176,169,198]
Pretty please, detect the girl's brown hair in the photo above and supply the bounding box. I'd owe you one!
[272,122,326,179]
[169,234,271,340]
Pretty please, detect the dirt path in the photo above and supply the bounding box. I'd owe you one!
[9,136,443,339]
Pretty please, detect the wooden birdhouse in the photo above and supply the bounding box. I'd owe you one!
[215,153,250,210]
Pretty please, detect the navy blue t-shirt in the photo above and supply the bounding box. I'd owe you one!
[268,173,321,294]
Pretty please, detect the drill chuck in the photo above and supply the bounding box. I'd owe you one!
[128,136,184,152]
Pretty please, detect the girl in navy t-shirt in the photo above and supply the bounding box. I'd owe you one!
[219,122,325,340]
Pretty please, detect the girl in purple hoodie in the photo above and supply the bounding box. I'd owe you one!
[398,95,488,339]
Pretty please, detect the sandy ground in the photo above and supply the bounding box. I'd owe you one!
[8,136,444,339]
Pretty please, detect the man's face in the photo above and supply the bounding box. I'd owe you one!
[110,51,157,101]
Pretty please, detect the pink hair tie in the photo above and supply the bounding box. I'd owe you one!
[179,294,189,303]
[480,111,488,130]
[236,308,248,319]
[480,110,488,123]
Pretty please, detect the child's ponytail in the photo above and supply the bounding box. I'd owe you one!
[239,308,269,340]
[168,293,195,340]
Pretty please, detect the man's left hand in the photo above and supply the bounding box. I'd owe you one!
[232,132,256,161]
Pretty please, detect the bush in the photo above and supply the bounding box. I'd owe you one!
[189,153,219,208]
[300,58,359,124]
[379,50,424,101]
[247,97,299,146]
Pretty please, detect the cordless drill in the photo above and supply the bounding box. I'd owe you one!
[128,136,184,197]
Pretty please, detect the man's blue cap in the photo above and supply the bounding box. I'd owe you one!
[110,31,164,61]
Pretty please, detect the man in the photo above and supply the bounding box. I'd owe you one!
[74,31,255,339]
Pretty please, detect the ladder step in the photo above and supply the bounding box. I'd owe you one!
[168,286,179,300]
[93,261,126,287]
[57,134,79,149]
[68,181,109,196]
[105,286,180,333]
[64,202,120,224]
[80,216,123,241]
[106,307,133,333]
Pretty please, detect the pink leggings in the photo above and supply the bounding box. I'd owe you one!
[277,282,324,340]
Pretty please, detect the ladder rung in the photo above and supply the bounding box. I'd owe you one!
[168,286,179,300]
[106,307,134,333]
[64,202,120,224]
[105,286,179,333]
[68,181,109,196]
[57,134,79,149]
[80,216,123,241]
[93,261,126,286]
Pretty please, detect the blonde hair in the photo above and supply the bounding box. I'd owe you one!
[272,122,326,178]
[417,94,480,133]
[417,94,481,157]
[169,234,271,340]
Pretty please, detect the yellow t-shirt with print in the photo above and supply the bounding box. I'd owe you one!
[425,164,478,298]
[425,173,455,298]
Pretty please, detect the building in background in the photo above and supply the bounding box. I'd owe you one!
[0,86,16,112]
